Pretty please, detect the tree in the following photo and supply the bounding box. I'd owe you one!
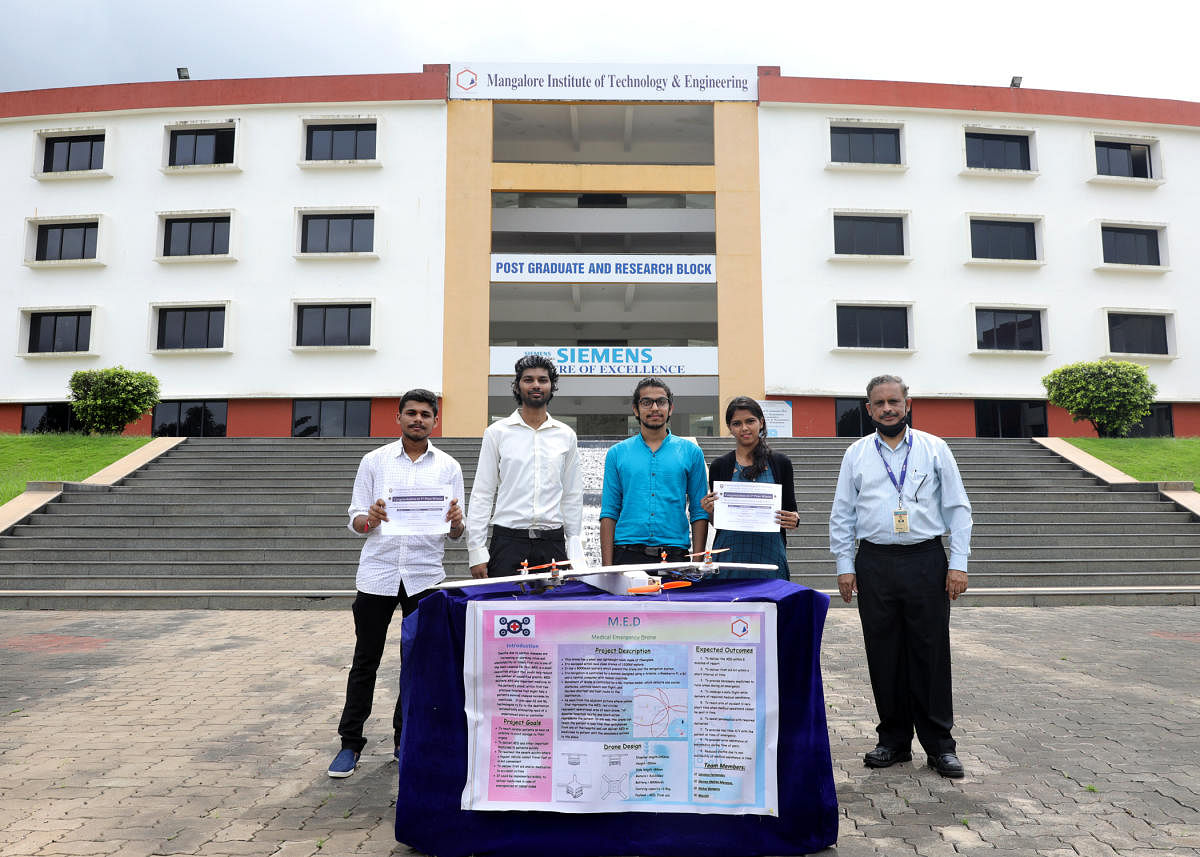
[68,367,160,434]
[1041,360,1157,438]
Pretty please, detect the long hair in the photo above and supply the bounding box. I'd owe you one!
[724,396,772,480]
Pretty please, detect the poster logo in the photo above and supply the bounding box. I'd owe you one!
[496,615,534,638]
[456,68,478,91]
[730,617,750,638]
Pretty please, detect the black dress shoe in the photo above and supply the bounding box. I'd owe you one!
[863,746,912,768]
[927,753,965,778]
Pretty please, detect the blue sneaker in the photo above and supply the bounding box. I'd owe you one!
[327,748,359,778]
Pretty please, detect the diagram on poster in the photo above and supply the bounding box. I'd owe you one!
[461,601,778,815]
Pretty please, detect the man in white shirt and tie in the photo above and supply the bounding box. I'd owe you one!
[467,355,584,578]
[829,374,972,779]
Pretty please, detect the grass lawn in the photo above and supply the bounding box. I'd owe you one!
[1066,437,1200,486]
[0,433,153,505]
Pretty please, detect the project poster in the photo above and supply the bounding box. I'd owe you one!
[460,601,778,815]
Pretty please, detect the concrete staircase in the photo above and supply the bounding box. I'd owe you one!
[697,437,1200,607]
[1,436,1198,608]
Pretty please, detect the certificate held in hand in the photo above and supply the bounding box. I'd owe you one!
[712,481,782,533]
[379,485,453,536]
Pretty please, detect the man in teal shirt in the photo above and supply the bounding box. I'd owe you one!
[600,378,709,566]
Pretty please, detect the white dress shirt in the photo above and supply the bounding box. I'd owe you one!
[346,439,465,597]
[466,409,584,567]
[829,427,973,577]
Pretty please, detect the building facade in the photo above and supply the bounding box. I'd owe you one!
[2,64,1197,438]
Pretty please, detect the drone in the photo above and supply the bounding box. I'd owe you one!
[433,549,777,596]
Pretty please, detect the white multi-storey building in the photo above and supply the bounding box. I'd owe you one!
[1,65,1196,438]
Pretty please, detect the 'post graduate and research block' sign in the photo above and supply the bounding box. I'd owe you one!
[490,346,718,377]
[491,254,716,284]
[451,63,758,101]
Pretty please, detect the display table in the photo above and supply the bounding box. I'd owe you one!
[396,579,837,857]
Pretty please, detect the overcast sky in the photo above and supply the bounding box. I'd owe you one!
[2,0,1197,104]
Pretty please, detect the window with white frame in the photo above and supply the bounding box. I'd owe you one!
[836,305,909,349]
[830,126,900,165]
[975,308,1044,351]
[156,306,226,350]
[965,130,1032,170]
[300,213,375,254]
[42,132,105,173]
[1107,312,1169,355]
[970,218,1038,261]
[1102,225,1162,266]
[833,214,905,256]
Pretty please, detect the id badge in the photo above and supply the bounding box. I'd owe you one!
[893,508,910,534]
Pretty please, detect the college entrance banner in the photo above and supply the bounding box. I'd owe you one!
[461,601,778,815]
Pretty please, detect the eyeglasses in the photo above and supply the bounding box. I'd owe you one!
[638,397,670,409]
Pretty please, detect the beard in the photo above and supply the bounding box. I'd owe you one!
[519,390,552,408]
[871,416,908,437]
[637,413,670,430]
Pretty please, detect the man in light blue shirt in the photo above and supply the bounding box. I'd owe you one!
[600,378,709,566]
[829,374,972,779]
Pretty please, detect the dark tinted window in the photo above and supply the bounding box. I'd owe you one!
[970,220,1036,260]
[44,134,105,172]
[974,400,1047,438]
[1108,313,1168,355]
[169,128,235,166]
[830,127,900,164]
[835,398,872,437]
[301,214,374,253]
[965,132,1030,170]
[157,307,225,349]
[36,222,98,261]
[29,311,90,353]
[292,399,371,437]
[1102,227,1160,265]
[164,217,230,256]
[1127,403,1173,438]
[306,124,377,160]
[836,306,908,348]
[21,403,75,433]
[153,401,227,437]
[976,309,1043,350]
[1095,141,1151,178]
[296,304,371,346]
[834,216,904,255]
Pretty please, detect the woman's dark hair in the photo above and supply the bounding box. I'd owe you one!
[725,396,772,480]
[511,354,559,403]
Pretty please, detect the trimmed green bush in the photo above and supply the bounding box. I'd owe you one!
[1042,360,1157,438]
[68,367,160,434]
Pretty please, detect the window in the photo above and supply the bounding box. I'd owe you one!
[36,222,98,261]
[1102,226,1160,266]
[965,132,1030,170]
[162,217,230,257]
[306,123,376,160]
[1096,140,1152,178]
[1127,403,1173,438]
[292,399,371,437]
[835,398,872,437]
[22,403,76,433]
[836,306,908,349]
[169,128,235,166]
[830,127,900,165]
[28,311,91,353]
[301,214,374,253]
[296,304,371,347]
[157,307,225,350]
[153,401,227,437]
[975,309,1043,351]
[43,134,104,172]
[974,400,1047,438]
[1108,313,1168,355]
[970,219,1036,261]
[834,216,904,255]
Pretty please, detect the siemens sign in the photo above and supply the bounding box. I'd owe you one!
[491,254,716,283]
[490,346,717,376]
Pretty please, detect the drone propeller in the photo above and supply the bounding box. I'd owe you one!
[627,579,692,595]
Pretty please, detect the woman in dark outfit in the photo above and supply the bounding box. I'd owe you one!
[701,397,799,580]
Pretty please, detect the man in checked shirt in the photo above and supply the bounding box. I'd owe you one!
[327,389,465,779]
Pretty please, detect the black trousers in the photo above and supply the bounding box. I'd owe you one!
[612,544,691,566]
[337,587,429,753]
[487,528,568,577]
[855,538,956,756]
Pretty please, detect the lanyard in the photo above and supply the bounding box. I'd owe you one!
[874,434,911,506]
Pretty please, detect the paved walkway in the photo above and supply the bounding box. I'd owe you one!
[1,606,1197,857]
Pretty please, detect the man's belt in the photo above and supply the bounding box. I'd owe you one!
[860,536,942,554]
[492,525,565,541]
[617,543,687,557]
